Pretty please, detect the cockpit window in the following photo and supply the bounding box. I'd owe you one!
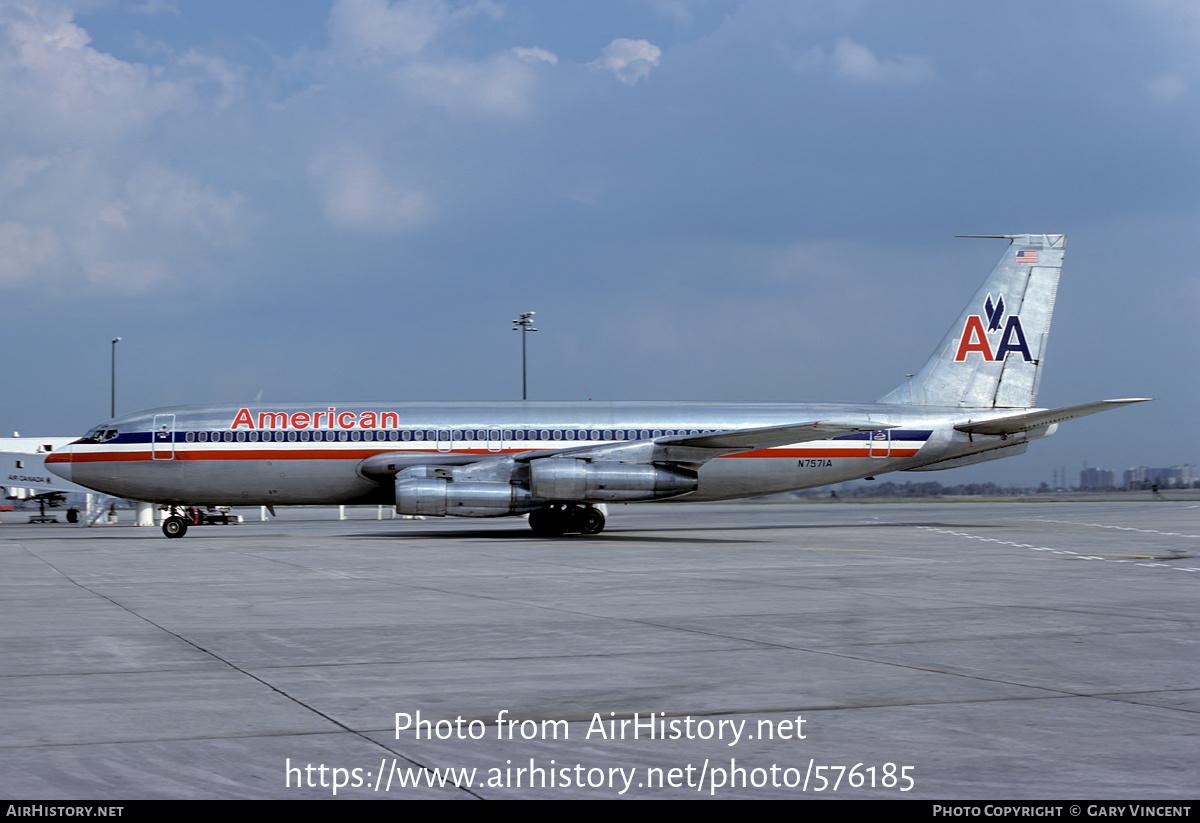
[79,427,119,443]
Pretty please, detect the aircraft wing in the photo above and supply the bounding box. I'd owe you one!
[360,420,887,480]
[655,420,888,451]
[514,419,889,467]
[954,398,1152,436]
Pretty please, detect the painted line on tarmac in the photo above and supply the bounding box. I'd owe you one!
[916,526,1200,573]
[1025,517,1200,540]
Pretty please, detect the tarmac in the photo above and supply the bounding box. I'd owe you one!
[1,500,1197,799]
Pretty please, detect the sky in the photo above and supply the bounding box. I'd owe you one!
[1,0,1196,487]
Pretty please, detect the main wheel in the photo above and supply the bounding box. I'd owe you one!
[528,507,568,537]
[162,516,188,539]
[576,506,605,535]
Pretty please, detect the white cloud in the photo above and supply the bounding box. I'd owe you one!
[398,50,545,117]
[323,2,548,118]
[175,51,246,109]
[0,149,247,293]
[512,46,557,65]
[122,164,246,247]
[1123,3,1199,103]
[646,0,695,27]
[0,2,181,143]
[2,154,50,189]
[329,0,445,59]
[590,38,662,86]
[311,148,433,233]
[0,221,62,286]
[832,38,935,84]
[0,4,255,292]
[327,0,501,62]
[0,1,257,144]
[1132,0,1200,36]
[800,38,936,85]
[65,162,246,291]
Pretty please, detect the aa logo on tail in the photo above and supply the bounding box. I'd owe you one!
[954,293,1032,362]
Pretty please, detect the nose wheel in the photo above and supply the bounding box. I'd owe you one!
[162,516,188,538]
[528,504,605,536]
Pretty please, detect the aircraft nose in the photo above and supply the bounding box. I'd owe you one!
[45,445,72,482]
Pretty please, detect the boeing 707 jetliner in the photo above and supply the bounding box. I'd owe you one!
[48,235,1148,538]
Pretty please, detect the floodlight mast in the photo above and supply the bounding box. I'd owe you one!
[511,312,537,400]
[111,337,122,419]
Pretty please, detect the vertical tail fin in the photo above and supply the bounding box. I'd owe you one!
[880,234,1065,408]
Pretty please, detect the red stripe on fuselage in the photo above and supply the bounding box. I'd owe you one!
[59,445,922,463]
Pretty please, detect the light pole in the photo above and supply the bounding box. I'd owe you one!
[111,337,121,418]
[511,312,537,400]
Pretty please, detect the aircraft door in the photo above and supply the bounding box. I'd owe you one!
[437,427,453,453]
[869,430,890,458]
[152,414,176,460]
[487,427,503,452]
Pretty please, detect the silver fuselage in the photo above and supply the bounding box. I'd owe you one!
[47,400,1045,506]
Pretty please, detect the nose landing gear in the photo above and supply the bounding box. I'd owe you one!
[162,514,188,538]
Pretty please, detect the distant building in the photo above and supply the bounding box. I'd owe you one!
[1123,466,1147,488]
[1149,464,1197,488]
[1123,464,1198,489]
[1080,467,1116,490]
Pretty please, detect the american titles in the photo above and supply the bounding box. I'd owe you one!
[231,408,400,430]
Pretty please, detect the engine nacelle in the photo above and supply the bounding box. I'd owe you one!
[529,458,697,502]
[395,477,535,518]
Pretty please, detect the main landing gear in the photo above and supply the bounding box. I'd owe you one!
[527,503,606,537]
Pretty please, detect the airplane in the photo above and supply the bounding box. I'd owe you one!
[2,436,81,495]
[46,234,1149,539]
[1,436,91,522]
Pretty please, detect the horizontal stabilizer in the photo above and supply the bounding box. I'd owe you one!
[954,398,1152,436]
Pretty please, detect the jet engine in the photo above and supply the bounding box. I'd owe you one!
[528,458,697,502]
[394,476,536,518]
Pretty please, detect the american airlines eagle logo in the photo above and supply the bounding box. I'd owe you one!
[983,294,1004,331]
[954,292,1032,362]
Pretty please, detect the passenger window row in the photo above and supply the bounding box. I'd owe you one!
[178,428,714,443]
